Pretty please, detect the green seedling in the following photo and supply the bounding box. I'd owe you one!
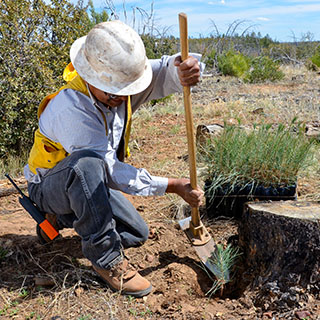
[19,288,29,298]
[204,243,242,297]
[201,119,315,201]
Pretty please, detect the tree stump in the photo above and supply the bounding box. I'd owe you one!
[238,200,320,311]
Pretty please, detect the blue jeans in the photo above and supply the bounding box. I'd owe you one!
[28,150,149,270]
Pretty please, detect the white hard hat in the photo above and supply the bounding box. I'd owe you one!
[70,20,152,96]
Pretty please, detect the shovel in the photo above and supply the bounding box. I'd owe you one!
[178,13,216,273]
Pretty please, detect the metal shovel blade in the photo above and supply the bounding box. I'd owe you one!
[178,216,216,273]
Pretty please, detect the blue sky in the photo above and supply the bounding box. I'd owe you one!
[87,0,320,42]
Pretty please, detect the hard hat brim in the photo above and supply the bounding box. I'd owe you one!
[70,36,153,96]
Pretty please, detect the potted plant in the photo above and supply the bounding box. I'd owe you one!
[200,120,315,218]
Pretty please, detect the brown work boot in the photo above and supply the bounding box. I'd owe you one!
[93,258,152,297]
[36,213,60,244]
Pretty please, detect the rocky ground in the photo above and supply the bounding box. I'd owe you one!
[0,66,319,319]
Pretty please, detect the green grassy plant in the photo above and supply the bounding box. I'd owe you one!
[0,152,28,178]
[200,119,315,199]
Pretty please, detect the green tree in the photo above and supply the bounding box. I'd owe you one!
[0,0,91,157]
[217,50,250,77]
[88,0,109,28]
[141,34,177,59]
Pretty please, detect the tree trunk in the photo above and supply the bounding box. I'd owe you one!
[238,200,320,311]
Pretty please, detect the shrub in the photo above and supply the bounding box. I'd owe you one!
[244,56,284,83]
[217,50,250,77]
[141,34,177,59]
[203,48,217,70]
[149,94,173,107]
[306,45,320,71]
[311,51,320,67]
[0,0,91,158]
[200,120,315,198]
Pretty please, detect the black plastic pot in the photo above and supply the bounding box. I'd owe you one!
[204,180,297,219]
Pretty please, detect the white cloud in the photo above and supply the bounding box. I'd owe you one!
[257,17,270,21]
[208,0,225,5]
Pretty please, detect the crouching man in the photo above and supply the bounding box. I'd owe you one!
[24,20,203,297]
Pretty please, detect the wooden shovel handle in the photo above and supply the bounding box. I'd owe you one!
[179,13,201,228]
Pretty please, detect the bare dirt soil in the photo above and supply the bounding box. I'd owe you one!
[0,68,319,319]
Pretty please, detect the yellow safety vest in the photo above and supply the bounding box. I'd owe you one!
[28,63,132,174]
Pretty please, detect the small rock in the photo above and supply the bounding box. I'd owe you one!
[136,205,146,212]
[263,312,273,319]
[252,107,264,115]
[239,296,253,308]
[75,287,84,297]
[295,310,311,319]
[145,254,154,263]
[161,302,169,309]
[138,263,146,269]
[148,228,158,240]
[181,303,196,313]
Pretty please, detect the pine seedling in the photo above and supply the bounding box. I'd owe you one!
[204,244,242,297]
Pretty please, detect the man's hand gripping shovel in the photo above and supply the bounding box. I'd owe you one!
[178,13,216,273]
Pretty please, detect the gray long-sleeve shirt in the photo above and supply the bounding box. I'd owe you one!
[24,54,202,196]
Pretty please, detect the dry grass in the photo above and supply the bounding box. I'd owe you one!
[0,237,153,319]
[0,152,28,180]
[193,65,319,126]
[298,146,320,201]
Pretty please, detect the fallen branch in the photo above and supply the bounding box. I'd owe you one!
[0,184,27,198]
